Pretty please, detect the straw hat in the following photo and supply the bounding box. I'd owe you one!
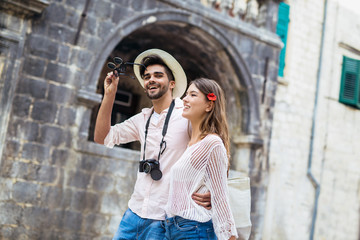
[133,49,187,99]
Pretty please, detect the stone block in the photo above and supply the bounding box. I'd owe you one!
[22,57,46,78]
[44,62,71,84]
[0,202,22,225]
[48,24,77,43]
[48,84,75,104]
[13,181,39,204]
[51,148,70,166]
[67,170,91,189]
[43,3,66,24]
[58,44,70,64]
[82,213,109,235]
[62,130,73,148]
[130,0,144,11]
[31,100,58,123]
[70,48,94,72]
[105,159,136,177]
[32,17,48,35]
[6,15,24,32]
[40,186,64,209]
[111,5,132,23]
[0,177,13,201]
[77,36,102,52]
[98,20,114,40]
[100,193,123,215]
[92,175,114,193]
[108,215,122,235]
[12,95,31,118]
[21,143,50,163]
[22,207,52,229]
[92,0,112,20]
[31,230,63,240]
[3,140,20,158]
[256,43,274,59]
[7,161,28,179]
[8,119,39,141]
[2,226,38,240]
[65,0,87,11]
[79,154,102,172]
[60,188,74,209]
[27,35,58,61]
[38,125,63,146]
[0,226,16,240]
[61,211,83,231]
[70,191,100,212]
[239,37,255,56]
[83,15,97,35]
[16,77,47,99]
[69,68,87,88]
[114,177,135,195]
[57,106,76,126]
[27,164,58,184]
[79,108,92,137]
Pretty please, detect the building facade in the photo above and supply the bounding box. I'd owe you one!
[265,0,360,239]
[0,0,282,239]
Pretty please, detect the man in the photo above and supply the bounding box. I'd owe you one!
[94,49,211,239]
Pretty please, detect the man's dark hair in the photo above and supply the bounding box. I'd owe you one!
[140,54,175,81]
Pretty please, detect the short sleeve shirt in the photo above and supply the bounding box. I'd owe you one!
[104,98,190,220]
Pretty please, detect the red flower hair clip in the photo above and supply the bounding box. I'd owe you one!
[207,93,217,101]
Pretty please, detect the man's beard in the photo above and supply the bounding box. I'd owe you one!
[146,83,169,100]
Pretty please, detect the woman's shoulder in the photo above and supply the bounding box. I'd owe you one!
[202,134,223,147]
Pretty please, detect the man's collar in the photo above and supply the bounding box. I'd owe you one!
[142,97,182,116]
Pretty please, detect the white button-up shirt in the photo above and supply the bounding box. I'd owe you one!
[104,98,190,220]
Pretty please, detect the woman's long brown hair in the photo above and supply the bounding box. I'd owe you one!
[190,78,230,167]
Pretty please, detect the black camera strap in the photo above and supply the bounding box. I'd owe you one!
[142,99,175,161]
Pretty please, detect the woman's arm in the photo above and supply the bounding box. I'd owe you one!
[205,144,238,240]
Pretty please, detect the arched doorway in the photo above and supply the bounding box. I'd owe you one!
[90,22,246,143]
[84,10,262,168]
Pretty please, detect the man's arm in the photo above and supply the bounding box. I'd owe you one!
[94,72,119,144]
[192,192,212,210]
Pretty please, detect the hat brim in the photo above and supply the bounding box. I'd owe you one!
[133,49,187,99]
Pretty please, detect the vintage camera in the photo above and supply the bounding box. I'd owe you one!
[139,159,162,181]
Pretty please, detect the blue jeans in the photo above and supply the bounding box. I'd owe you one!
[112,208,166,240]
[164,216,217,240]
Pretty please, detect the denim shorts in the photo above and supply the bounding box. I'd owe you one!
[164,215,217,240]
[112,208,166,240]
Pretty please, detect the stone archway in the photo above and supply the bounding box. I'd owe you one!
[85,9,262,142]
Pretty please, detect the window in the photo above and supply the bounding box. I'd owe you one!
[276,2,290,77]
[339,56,360,108]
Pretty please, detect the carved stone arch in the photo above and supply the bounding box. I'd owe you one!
[83,9,262,141]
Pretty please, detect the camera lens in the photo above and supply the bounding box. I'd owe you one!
[143,162,152,173]
[151,169,162,181]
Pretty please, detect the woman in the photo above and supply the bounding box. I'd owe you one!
[165,78,238,240]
